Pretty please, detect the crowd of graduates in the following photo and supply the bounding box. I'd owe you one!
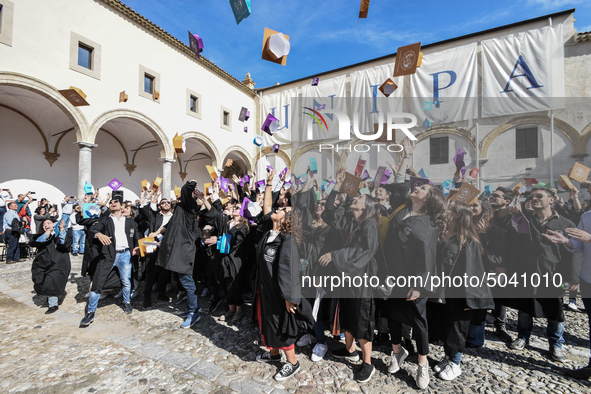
[20,140,591,387]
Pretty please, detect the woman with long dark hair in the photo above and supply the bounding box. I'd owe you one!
[434,201,494,381]
[319,168,381,383]
[383,183,446,390]
[465,197,505,347]
[254,170,313,382]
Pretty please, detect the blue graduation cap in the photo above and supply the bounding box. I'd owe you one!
[217,233,232,254]
[484,182,493,196]
[229,0,251,25]
[423,101,433,111]
[423,118,432,129]
[418,168,428,178]
[440,180,453,197]
[84,181,94,195]
[309,158,318,174]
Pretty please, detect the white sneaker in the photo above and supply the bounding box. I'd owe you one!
[131,289,139,300]
[311,343,328,362]
[438,361,461,381]
[416,363,430,389]
[99,291,110,300]
[433,356,450,373]
[114,290,123,299]
[296,333,317,347]
[388,347,409,374]
[567,301,579,311]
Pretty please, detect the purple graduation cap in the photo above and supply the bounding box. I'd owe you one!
[361,170,371,180]
[453,148,467,174]
[255,180,266,193]
[261,113,280,136]
[239,197,262,220]
[244,126,248,133]
[219,177,230,194]
[511,213,531,236]
[188,31,204,58]
[266,165,274,172]
[242,175,250,184]
[109,178,122,191]
[273,144,280,153]
[279,167,288,179]
[381,168,392,184]
[311,77,319,86]
[245,110,250,121]
[238,107,249,122]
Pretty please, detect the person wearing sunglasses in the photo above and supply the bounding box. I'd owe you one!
[505,187,576,363]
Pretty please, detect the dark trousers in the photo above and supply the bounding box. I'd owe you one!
[143,266,169,300]
[493,299,507,330]
[443,299,472,357]
[580,277,591,363]
[6,231,19,262]
[227,296,243,307]
[387,298,429,355]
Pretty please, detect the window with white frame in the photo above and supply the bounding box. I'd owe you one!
[220,106,232,131]
[186,89,202,119]
[69,32,101,79]
[138,65,160,102]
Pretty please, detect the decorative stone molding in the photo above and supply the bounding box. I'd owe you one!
[179,172,188,181]
[179,131,222,168]
[242,73,255,89]
[124,164,137,176]
[43,152,60,167]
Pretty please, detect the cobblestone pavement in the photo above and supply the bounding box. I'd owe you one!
[1,256,591,393]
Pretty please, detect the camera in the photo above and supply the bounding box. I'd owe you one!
[31,198,37,201]
[29,191,36,194]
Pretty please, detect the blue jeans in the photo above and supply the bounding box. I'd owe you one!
[48,296,58,308]
[517,310,565,349]
[87,251,132,313]
[313,321,326,345]
[580,277,591,359]
[467,322,485,347]
[61,213,71,229]
[0,206,6,231]
[72,229,85,253]
[6,231,19,262]
[179,274,199,313]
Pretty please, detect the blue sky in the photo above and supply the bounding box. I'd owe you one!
[120,0,590,89]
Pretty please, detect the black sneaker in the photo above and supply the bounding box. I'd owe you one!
[124,303,133,315]
[80,312,95,327]
[274,361,300,382]
[373,332,389,347]
[331,347,360,362]
[158,295,170,302]
[72,252,78,257]
[256,352,282,363]
[355,362,375,383]
[208,297,222,313]
[45,306,58,314]
[175,292,187,305]
[495,328,513,343]
[143,298,151,308]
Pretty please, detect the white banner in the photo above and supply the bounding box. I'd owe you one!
[410,42,478,125]
[350,64,404,136]
[481,24,565,117]
[261,87,299,145]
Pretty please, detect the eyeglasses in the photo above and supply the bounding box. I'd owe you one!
[318,202,326,207]
[160,201,170,205]
[490,193,504,199]
[531,193,546,199]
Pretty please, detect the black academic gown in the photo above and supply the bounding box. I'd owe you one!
[320,190,379,341]
[30,231,72,297]
[202,206,248,300]
[255,228,313,348]
[156,181,201,275]
[437,237,494,310]
[505,212,575,321]
[88,214,139,293]
[139,204,168,276]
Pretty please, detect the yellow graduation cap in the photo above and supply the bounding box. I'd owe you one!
[513,182,525,196]
[569,162,591,183]
[119,91,128,103]
[138,237,155,258]
[59,86,89,106]
[174,185,181,198]
[206,165,218,181]
[359,0,370,18]
[225,159,233,167]
[204,182,212,194]
[152,177,162,191]
[558,175,575,190]
[141,179,148,191]
[173,133,186,156]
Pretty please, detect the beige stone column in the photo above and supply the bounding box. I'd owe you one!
[160,158,175,200]
[75,142,97,199]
